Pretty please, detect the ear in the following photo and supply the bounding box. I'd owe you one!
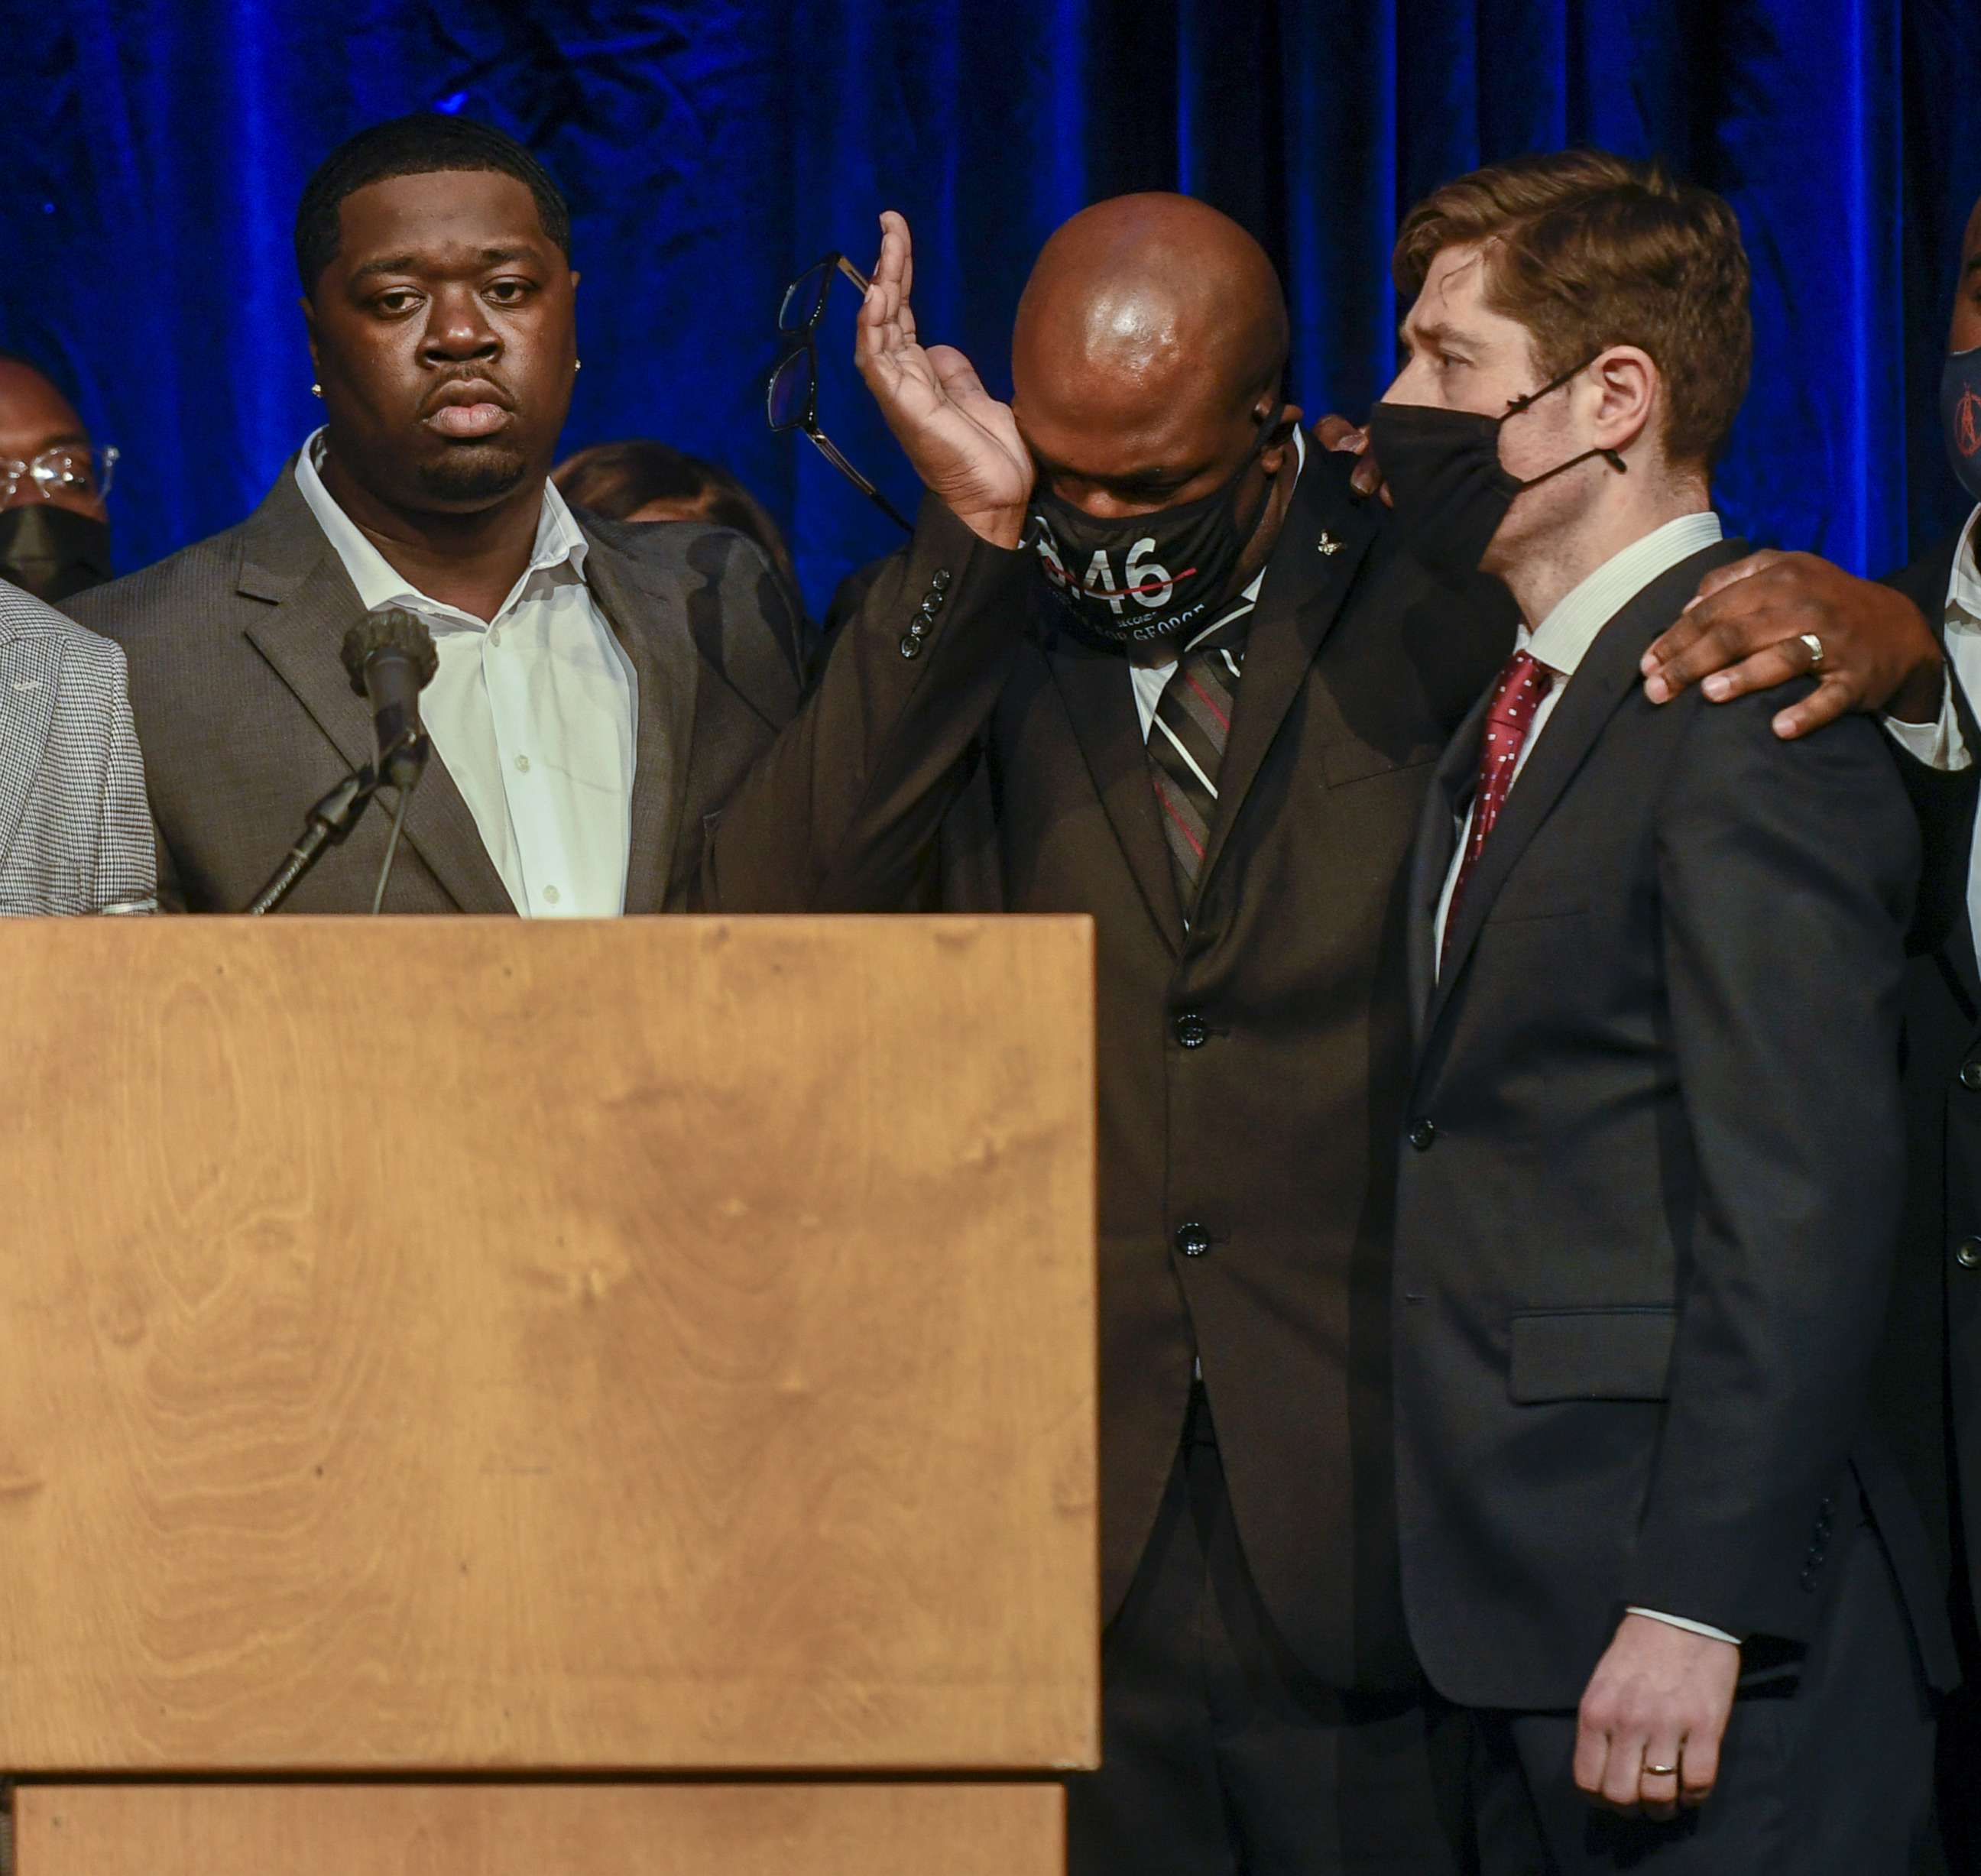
[1588,346,1658,457]
[1261,399,1305,475]
[300,296,321,379]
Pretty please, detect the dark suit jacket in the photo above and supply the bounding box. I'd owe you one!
[1866,534,1981,1686]
[1393,540,1922,1712]
[66,469,1029,914]
[916,451,1514,1690]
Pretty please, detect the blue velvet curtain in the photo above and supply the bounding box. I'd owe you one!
[5,0,1979,611]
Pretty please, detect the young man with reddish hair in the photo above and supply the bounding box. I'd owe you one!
[1375,151,1936,1871]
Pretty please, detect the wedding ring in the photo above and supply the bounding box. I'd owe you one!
[1642,1762,1680,1778]
[1798,631,1825,670]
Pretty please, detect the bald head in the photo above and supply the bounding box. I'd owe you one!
[1013,195,1291,507]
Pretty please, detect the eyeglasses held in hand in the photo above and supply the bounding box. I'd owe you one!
[768,253,913,533]
[0,443,118,507]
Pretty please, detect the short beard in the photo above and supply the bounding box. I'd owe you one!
[413,443,530,505]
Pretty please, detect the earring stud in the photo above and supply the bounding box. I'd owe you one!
[310,382,323,398]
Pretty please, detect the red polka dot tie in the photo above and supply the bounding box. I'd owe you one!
[1443,648,1555,966]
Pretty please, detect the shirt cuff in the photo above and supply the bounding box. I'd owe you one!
[1626,1605,1741,1646]
[1882,679,1974,772]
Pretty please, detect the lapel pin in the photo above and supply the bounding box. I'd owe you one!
[1317,533,1341,556]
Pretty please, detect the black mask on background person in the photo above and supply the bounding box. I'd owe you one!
[1027,404,1282,647]
[1364,358,1625,585]
[1940,344,1981,506]
[0,504,114,604]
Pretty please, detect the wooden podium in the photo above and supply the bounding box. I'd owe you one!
[0,916,1097,1873]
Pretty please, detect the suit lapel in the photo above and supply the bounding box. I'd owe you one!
[1049,632,1187,954]
[1194,471,1381,894]
[581,533,698,915]
[1408,682,1492,1037]
[1423,542,1745,1041]
[0,629,62,869]
[235,475,512,914]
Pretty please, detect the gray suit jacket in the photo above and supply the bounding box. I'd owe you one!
[0,580,155,915]
[66,468,1028,913]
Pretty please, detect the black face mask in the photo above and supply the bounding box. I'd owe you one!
[0,504,114,604]
[1026,405,1282,647]
[1363,358,1624,584]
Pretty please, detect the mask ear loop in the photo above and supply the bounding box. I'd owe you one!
[1501,355,1629,478]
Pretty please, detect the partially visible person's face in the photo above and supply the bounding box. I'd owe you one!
[1385,241,1595,573]
[305,169,578,517]
[0,361,109,520]
[1953,197,1981,355]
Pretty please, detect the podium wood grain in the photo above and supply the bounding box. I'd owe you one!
[0,916,1097,1774]
[14,1784,1064,1874]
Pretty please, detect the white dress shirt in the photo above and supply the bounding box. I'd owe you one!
[1428,509,1740,1648]
[1883,503,1981,974]
[294,430,637,917]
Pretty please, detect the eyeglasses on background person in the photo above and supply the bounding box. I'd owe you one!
[0,443,119,509]
[767,252,913,533]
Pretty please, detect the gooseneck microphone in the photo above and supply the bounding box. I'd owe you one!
[341,606,439,790]
[243,606,442,915]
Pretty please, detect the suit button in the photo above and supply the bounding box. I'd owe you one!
[1958,1238,1981,1271]
[1175,1222,1212,1259]
[898,633,924,660]
[1962,1061,1981,1092]
[1408,1119,1436,1152]
[1173,1011,1208,1048]
[1799,1566,1818,1592]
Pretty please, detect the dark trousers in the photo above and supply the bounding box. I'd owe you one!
[1470,1499,1936,1875]
[1066,1385,1471,1876]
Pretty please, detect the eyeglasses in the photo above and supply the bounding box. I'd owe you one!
[0,444,118,507]
[767,253,912,533]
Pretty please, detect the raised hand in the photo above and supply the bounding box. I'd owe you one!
[855,210,1032,548]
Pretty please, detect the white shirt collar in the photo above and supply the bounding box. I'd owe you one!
[1947,504,1981,627]
[293,426,590,627]
[1523,510,1724,678]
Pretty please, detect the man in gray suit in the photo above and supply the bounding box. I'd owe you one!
[69,114,1033,913]
[0,579,154,915]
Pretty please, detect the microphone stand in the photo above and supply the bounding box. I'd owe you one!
[244,762,387,915]
[245,731,432,916]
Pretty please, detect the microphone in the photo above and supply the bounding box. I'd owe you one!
[341,605,439,791]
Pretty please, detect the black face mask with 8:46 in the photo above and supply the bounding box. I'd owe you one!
[1026,406,1280,648]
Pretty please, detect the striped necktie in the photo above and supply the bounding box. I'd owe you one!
[1146,593,1256,910]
